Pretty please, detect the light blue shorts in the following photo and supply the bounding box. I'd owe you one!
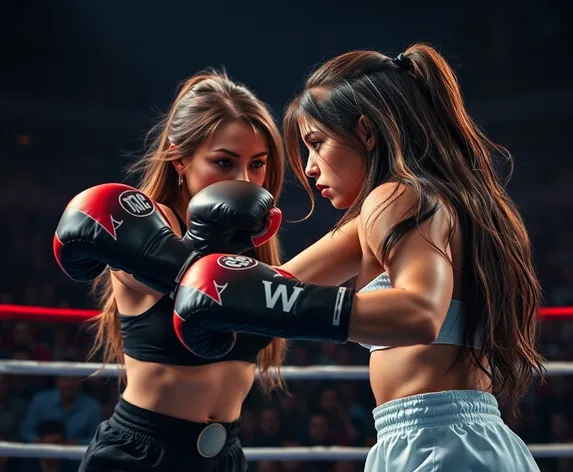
[364,390,539,472]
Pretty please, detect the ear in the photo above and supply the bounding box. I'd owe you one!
[171,159,184,175]
[169,143,184,174]
[357,116,375,152]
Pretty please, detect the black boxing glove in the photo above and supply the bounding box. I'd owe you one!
[173,254,354,359]
[185,180,282,255]
[54,182,281,296]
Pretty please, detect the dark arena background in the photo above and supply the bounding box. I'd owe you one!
[1,1,573,471]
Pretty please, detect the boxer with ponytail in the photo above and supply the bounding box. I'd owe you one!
[175,45,543,471]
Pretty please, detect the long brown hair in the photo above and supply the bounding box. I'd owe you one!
[90,70,286,389]
[283,43,544,408]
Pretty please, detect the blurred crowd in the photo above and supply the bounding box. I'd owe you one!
[1,132,573,472]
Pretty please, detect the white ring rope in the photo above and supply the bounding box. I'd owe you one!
[0,361,371,379]
[0,360,572,379]
[0,442,571,460]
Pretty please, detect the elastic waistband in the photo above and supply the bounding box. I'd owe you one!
[373,390,502,437]
[111,397,240,444]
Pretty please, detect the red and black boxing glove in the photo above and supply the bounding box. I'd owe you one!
[186,180,282,256]
[173,254,354,359]
[54,181,282,296]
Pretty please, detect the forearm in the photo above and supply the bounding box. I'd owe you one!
[174,254,441,359]
[281,257,359,286]
[348,289,439,346]
[280,220,361,285]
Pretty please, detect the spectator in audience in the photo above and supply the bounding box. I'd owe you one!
[316,388,359,446]
[276,392,307,440]
[257,407,284,447]
[307,413,333,446]
[16,420,75,472]
[8,349,39,402]
[0,375,27,441]
[0,322,50,362]
[280,440,305,472]
[338,383,371,431]
[14,322,51,361]
[20,376,101,445]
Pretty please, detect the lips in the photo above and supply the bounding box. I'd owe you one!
[316,184,331,198]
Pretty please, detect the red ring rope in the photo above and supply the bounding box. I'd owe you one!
[0,304,571,323]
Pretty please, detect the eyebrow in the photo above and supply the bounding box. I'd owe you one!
[303,131,319,141]
[212,148,268,159]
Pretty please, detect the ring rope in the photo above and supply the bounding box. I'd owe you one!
[1,304,572,322]
[1,360,572,379]
[0,442,571,460]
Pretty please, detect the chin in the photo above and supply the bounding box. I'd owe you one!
[330,197,352,210]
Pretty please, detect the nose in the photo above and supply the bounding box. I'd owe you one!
[235,166,252,183]
[305,154,320,179]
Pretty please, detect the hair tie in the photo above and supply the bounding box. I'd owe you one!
[393,53,413,73]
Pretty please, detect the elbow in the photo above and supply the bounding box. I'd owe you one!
[417,314,440,345]
[411,299,441,345]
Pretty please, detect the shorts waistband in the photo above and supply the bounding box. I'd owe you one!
[373,390,502,437]
[110,397,240,445]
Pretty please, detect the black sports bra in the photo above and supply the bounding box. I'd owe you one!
[118,210,273,366]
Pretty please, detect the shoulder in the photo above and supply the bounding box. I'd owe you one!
[360,182,417,230]
[360,182,454,259]
[157,203,183,237]
[361,181,454,228]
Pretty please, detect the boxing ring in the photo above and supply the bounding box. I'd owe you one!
[1,304,573,462]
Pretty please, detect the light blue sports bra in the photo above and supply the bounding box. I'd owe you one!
[358,272,480,352]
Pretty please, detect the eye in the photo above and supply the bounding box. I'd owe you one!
[250,160,266,169]
[214,159,233,168]
[309,141,322,151]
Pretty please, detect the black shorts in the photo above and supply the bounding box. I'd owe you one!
[79,397,247,472]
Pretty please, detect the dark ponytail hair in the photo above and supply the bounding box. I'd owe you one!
[283,43,544,409]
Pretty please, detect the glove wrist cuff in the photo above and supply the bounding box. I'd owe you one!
[332,286,353,343]
[171,250,203,299]
[286,285,354,343]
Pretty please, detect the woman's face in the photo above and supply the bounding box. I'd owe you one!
[299,117,366,210]
[175,120,269,197]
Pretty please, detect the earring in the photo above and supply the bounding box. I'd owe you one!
[178,174,183,187]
